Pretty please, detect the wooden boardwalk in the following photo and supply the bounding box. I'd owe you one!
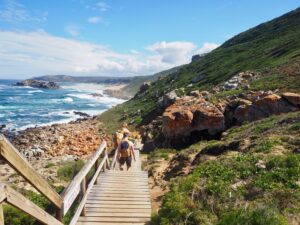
[77,150,151,225]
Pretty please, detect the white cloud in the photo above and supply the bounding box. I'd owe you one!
[196,42,220,54]
[0,30,218,78]
[86,1,110,12]
[65,25,80,37]
[96,2,110,12]
[146,41,196,64]
[87,16,102,24]
[0,0,47,23]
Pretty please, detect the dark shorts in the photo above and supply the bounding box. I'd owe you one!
[119,156,132,167]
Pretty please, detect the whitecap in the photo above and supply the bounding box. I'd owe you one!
[63,97,73,103]
[28,90,44,94]
[67,93,95,100]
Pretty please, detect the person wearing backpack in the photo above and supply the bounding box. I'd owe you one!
[117,132,136,171]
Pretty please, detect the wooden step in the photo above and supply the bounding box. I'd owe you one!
[85,212,150,218]
[77,216,150,223]
[85,204,151,209]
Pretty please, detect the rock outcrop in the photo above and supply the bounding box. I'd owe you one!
[223,71,259,90]
[233,93,298,123]
[162,96,225,141]
[160,90,300,147]
[158,90,179,108]
[14,79,60,89]
[139,82,151,93]
[282,92,300,107]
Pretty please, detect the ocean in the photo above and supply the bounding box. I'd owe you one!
[0,79,125,131]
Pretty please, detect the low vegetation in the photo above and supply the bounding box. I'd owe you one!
[150,111,300,225]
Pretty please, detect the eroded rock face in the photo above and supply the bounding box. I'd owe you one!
[234,93,298,123]
[162,97,225,140]
[282,92,300,107]
[161,91,300,147]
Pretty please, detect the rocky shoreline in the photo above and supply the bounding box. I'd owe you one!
[0,116,114,190]
[2,116,111,158]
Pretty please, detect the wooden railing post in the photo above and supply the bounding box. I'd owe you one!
[56,206,64,222]
[95,159,99,184]
[80,178,86,216]
[0,204,4,225]
[105,148,109,170]
[103,149,107,172]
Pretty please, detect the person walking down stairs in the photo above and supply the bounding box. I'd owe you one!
[117,132,136,171]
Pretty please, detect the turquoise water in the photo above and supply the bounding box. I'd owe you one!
[0,80,124,131]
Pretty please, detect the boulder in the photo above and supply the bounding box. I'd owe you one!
[139,82,151,93]
[158,90,178,108]
[224,82,238,90]
[192,74,204,83]
[189,90,201,97]
[191,54,206,62]
[282,92,300,107]
[162,98,225,139]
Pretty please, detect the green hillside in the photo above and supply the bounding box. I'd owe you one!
[150,111,300,225]
[121,65,183,97]
[99,7,300,133]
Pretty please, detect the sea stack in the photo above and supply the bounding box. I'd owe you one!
[14,79,60,89]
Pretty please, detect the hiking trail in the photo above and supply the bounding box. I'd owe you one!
[76,145,151,225]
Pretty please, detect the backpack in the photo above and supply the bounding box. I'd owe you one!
[120,141,131,157]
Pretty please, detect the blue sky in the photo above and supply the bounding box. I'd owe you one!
[0,0,299,78]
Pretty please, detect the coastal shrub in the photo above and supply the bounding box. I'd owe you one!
[57,160,84,181]
[153,151,300,224]
[44,162,55,168]
[3,190,53,225]
[254,154,300,190]
[254,138,281,153]
[218,205,288,225]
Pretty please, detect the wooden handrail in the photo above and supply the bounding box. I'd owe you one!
[61,141,107,215]
[0,183,63,225]
[69,154,107,225]
[0,135,111,224]
[111,148,118,170]
[0,135,63,208]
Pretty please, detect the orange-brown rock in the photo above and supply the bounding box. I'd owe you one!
[282,92,300,107]
[162,97,224,139]
[234,93,298,123]
[12,118,105,157]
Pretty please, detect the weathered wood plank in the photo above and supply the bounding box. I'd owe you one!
[85,204,151,209]
[62,141,107,214]
[77,222,146,225]
[0,184,6,203]
[0,204,4,225]
[85,208,151,213]
[92,188,149,191]
[0,135,63,208]
[88,193,149,197]
[78,216,150,222]
[89,191,149,195]
[5,185,63,225]
[85,212,150,217]
[86,200,150,205]
[87,197,150,201]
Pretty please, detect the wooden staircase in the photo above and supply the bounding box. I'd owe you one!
[0,135,151,225]
[76,150,151,225]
